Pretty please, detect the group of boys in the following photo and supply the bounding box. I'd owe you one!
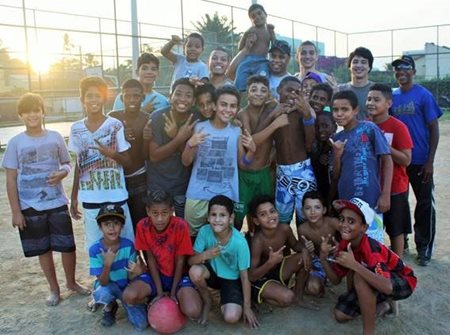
[3,3,442,335]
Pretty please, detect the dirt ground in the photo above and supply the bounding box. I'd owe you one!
[1,121,450,335]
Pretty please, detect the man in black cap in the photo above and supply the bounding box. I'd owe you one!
[390,55,442,266]
[268,40,292,100]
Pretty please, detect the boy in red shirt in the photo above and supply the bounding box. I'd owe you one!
[320,198,417,335]
[367,83,413,258]
[122,190,202,320]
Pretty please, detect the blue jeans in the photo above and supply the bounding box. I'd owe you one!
[93,282,148,331]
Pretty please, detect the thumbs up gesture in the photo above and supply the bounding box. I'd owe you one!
[301,235,315,254]
[335,242,357,270]
[267,245,286,266]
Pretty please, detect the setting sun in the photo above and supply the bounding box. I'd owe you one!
[29,52,53,74]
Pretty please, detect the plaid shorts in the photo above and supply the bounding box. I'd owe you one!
[19,205,75,257]
[335,272,414,317]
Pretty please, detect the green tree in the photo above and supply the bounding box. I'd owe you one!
[192,12,240,50]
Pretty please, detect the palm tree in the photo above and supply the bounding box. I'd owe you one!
[192,12,240,49]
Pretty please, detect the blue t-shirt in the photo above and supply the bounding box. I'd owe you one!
[194,225,250,280]
[172,54,209,84]
[186,120,241,202]
[89,237,136,290]
[391,84,442,165]
[333,121,390,208]
[112,90,169,113]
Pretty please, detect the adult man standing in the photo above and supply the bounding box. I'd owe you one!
[338,47,374,120]
[390,55,442,266]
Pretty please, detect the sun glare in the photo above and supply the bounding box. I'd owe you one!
[30,52,53,74]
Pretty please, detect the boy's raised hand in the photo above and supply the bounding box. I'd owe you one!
[177,114,198,141]
[301,235,315,254]
[187,127,209,148]
[125,259,145,276]
[142,95,157,114]
[143,119,153,141]
[204,245,221,260]
[93,139,116,159]
[267,245,285,266]
[241,128,256,153]
[101,248,117,267]
[123,120,136,142]
[163,110,178,139]
[171,35,183,44]
[329,138,347,158]
[336,243,357,270]
[319,234,338,260]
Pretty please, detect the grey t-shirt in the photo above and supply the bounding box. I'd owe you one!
[2,130,70,211]
[338,81,374,120]
[147,107,200,196]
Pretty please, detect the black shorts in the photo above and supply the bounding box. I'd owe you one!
[383,192,412,237]
[335,272,414,317]
[251,257,289,304]
[19,205,76,257]
[204,262,243,306]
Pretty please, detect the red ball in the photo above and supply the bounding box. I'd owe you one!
[147,296,187,334]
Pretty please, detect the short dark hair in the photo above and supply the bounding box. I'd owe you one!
[298,40,318,54]
[208,195,234,216]
[80,76,108,100]
[195,83,216,101]
[248,4,266,16]
[214,84,240,106]
[17,93,45,115]
[369,83,393,101]
[171,77,195,95]
[302,191,326,207]
[248,195,275,218]
[247,74,269,89]
[186,32,204,48]
[278,75,302,90]
[122,78,144,93]
[137,52,159,71]
[310,83,333,102]
[146,190,174,208]
[332,90,358,109]
[316,113,337,133]
[210,47,231,60]
[347,47,374,72]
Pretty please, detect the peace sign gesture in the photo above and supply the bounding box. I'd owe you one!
[267,245,286,266]
[163,110,178,139]
[186,126,210,148]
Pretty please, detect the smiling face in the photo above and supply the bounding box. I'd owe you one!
[394,64,415,89]
[146,203,173,232]
[81,86,105,116]
[170,83,195,114]
[269,49,290,76]
[350,55,370,81]
[122,87,144,113]
[184,37,203,62]
[247,82,270,107]
[332,98,358,129]
[298,45,318,70]
[253,202,279,230]
[214,93,239,126]
[20,106,44,131]
[197,92,214,119]
[309,89,330,114]
[366,90,391,119]
[209,50,229,76]
[208,204,234,234]
[302,198,326,224]
[136,62,158,86]
[316,114,336,142]
[338,208,367,243]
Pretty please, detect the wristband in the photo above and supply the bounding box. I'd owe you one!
[242,155,254,166]
[302,117,315,127]
[60,163,71,174]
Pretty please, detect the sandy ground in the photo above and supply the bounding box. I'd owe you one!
[1,122,450,335]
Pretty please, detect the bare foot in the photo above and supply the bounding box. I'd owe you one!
[198,296,212,326]
[46,291,61,307]
[87,297,101,312]
[376,301,391,317]
[67,282,91,296]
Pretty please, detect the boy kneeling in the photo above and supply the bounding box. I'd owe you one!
[320,198,417,335]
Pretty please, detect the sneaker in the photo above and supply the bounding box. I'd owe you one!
[416,255,430,267]
[101,300,118,327]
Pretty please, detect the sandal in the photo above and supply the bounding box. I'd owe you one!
[101,300,118,327]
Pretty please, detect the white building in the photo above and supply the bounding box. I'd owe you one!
[405,42,450,80]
